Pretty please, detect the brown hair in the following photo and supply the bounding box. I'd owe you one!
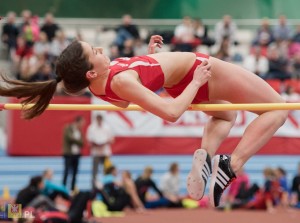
[0,41,92,119]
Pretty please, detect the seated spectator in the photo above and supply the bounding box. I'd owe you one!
[252,18,274,47]
[243,46,269,78]
[281,85,300,102]
[122,170,145,212]
[15,175,57,211]
[172,16,200,52]
[18,53,47,81]
[275,167,290,208]
[40,12,61,42]
[273,15,293,42]
[264,45,292,81]
[120,39,134,57]
[159,162,183,208]
[49,30,70,62]
[292,25,300,43]
[291,163,300,208]
[1,11,19,59]
[214,36,232,62]
[292,52,300,79]
[113,14,140,53]
[33,31,50,57]
[135,166,167,209]
[193,18,215,47]
[214,15,238,46]
[219,168,259,210]
[18,9,36,47]
[98,166,131,212]
[245,168,281,213]
[42,168,70,201]
[30,61,55,81]
[134,38,148,56]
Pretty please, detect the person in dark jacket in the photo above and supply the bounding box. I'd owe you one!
[15,175,56,210]
[62,116,85,191]
[135,166,168,208]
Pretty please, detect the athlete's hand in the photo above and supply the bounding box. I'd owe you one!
[148,35,163,54]
[192,60,212,86]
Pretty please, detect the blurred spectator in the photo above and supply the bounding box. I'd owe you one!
[292,25,300,43]
[18,53,47,81]
[135,166,167,209]
[40,12,61,42]
[291,163,300,208]
[264,45,292,81]
[33,31,50,56]
[15,175,57,210]
[19,10,40,47]
[86,114,114,190]
[42,168,70,201]
[243,46,269,78]
[291,52,300,79]
[18,9,32,38]
[281,85,300,102]
[134,38,148,56]
[49,30,70,61]
[221,168,259,209]
[114,14,140,52]
[62,116,85,192]
[159,162,183,207]
[120,39,135,57]
[109,44,120,60]
[11,35,34,79]
[122,170,145,212]
[273,15,293,42]
[252,18,274,48]
[214,15,238,46]
[30,61,55,81]
[193,18,215,47]
[214,36,232,62]
[245,168,280,212]
[275,167,289,208]
[172,16,200,52]
[98,166,131,211]
[1,11,19,59]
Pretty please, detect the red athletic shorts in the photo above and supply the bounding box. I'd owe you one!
[164,53,210,103]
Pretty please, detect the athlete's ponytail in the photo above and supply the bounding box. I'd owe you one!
[0,40,92,119]
[0,74,60,119]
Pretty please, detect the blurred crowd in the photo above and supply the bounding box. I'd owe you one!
[4,160,300,222]
[2,11,300,98]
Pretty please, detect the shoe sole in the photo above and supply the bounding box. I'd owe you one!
[186,149,209,200]
[209,155,220,207]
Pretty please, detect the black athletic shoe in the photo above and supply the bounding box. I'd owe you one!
[187,149,212,200]
[209,155,236,207]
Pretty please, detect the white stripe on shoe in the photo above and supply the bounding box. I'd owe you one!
[215,178,226,190]
[218,168,230,181]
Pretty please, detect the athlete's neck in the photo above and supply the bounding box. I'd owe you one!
[89,72,109,96]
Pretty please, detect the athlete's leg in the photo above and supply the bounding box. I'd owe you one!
[201,101,237,158]
[208,57,288,173]
[187,102,236,200]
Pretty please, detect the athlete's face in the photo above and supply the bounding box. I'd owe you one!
[80,41,110,77]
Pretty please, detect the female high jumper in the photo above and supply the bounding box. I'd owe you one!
[0,35,288,207]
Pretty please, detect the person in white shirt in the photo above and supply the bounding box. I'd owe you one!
[87,114,114,189]
[160,162,182,207]
[214,15,238,46]
[243,46,269,78]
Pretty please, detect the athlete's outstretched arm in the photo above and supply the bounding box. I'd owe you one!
[111,61,211,122]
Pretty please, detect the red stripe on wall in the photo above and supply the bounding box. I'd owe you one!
[112,137,300,155]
